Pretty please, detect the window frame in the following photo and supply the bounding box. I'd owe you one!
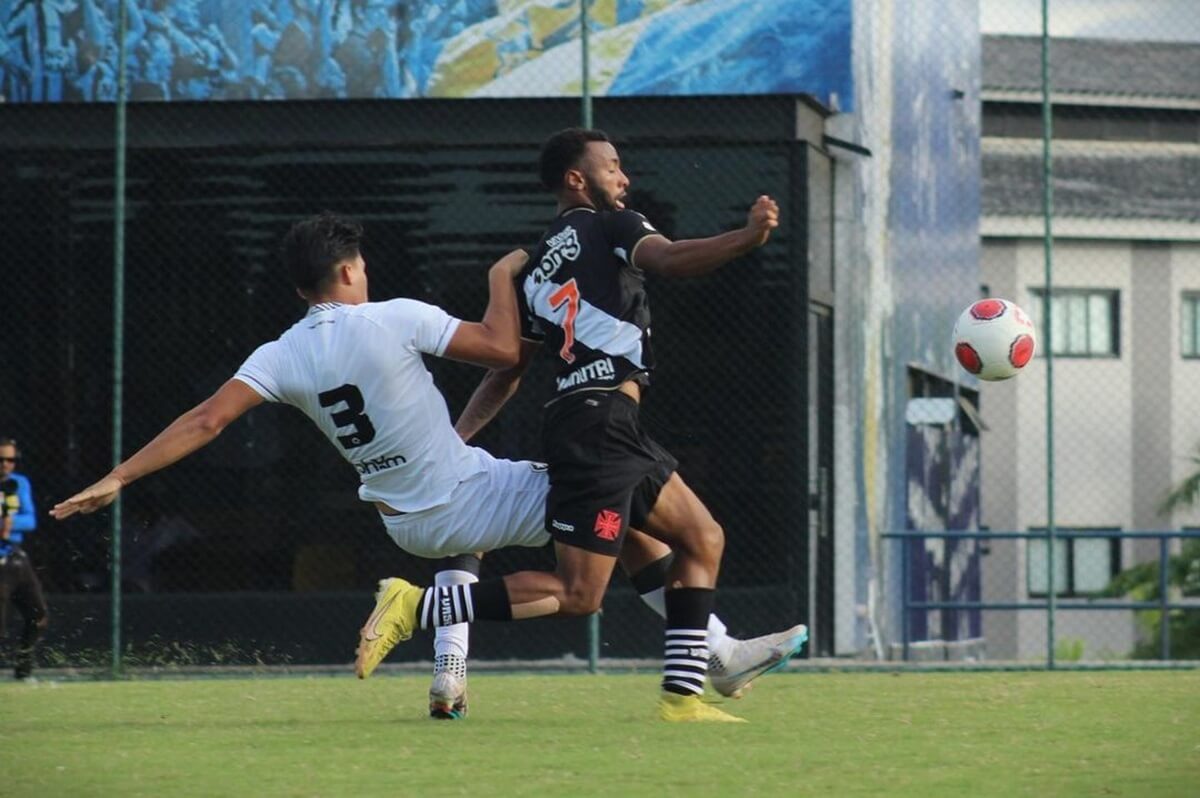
[1026,528,1123,599]
[1182,292,1200,359]
[1028,287,1121,359]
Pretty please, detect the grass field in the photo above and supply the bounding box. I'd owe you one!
[3,671,1198,797]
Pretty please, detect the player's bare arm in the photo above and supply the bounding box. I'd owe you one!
[633,195,779,277]
[455,339,541,442]
[50,379,263,520]
[442,249,527,370]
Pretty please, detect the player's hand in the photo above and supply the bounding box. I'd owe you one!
[744,195,780,248]
[490,248,529,281]
[50,475,126,520]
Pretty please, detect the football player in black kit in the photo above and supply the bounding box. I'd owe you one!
[360,128,787,722]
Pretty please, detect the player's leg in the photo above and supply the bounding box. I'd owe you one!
[358,456,570,679]
[355,457,626,678]
[0,557,13,675]
[632,473,748,721]
[11,550,48,681]
[620,532,808,698]
[429,553,480,720]
[619,532,734,665]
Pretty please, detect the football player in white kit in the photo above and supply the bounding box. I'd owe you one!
[51,212,803,718]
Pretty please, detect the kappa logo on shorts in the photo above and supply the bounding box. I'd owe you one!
[551,519,575,533]
[593,509,623,541]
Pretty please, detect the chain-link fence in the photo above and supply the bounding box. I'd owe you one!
[0,1,1197,676]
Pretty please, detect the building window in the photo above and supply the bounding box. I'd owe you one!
[1028,289,1119,357]
[1183,293,1200,358]
[1027,530,1122,598]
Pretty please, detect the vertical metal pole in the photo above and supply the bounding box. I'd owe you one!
[1040,0,1057,671]
[581,0,599,673]
[110,0,129,678]
[581,0,593,129]
[1159,536,1170,660]
[901,536,911,661]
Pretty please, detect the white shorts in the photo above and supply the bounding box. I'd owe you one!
[379,456,551,559]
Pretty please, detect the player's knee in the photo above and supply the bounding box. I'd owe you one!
[689,518,724,566]
[558,580,605,616]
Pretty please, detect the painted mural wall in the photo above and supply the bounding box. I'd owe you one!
[834,0,981,653]
[0,0,850,103]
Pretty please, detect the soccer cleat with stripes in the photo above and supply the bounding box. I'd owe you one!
[709,624,808,699]
[355,578,424,679]
[428,671,468,720]
[657,692,747,723]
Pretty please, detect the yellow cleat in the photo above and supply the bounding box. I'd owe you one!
[657,692,747,723]
[355,578,423,679]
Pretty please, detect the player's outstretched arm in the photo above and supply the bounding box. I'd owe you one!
[455,339,540,442]
[50,379,263,520]
[634,195,779,278]
[442,249,527,370]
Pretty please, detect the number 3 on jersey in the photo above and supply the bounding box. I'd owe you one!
[549,278,580,364]
[318,383,377,449]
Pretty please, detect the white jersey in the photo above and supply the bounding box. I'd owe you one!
[233,299,486,512]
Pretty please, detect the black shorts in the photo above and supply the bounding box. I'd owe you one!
[541,390,678,556]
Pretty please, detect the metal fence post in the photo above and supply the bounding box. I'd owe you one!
[1159,535,1171,660]
[109,0,130,679]
[580,0,599,674]
[901,535,910,662]
[1039,0,1057,672]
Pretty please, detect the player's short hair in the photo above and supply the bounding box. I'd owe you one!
[539,127,611,192]
[281,212,364,293]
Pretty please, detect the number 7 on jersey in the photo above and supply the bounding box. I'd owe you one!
[549,278,580,364]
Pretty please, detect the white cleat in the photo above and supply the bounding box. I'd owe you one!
[709,624,808,698]
[429,671,468,720]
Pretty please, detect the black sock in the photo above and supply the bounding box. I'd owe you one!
[628,553,674,594]
[662,587,715,696]
[418,578,513,629]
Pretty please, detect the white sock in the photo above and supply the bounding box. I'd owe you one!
[639,587,734,665]
[434,569,476,676]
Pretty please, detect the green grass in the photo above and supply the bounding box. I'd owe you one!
[3,671,1198,797]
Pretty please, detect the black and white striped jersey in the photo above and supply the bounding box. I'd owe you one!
[520,206,662,401]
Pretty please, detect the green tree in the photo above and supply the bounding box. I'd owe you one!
[1101,453,1200,658]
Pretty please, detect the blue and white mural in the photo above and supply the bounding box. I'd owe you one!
[0,0,851,103]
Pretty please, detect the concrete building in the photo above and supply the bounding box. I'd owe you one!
[979,35,1200,659]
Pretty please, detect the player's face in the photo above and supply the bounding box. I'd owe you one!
[580,141,629,212]
[0,445,17,478]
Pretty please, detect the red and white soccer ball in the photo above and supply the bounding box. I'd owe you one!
[953,298,1037,381]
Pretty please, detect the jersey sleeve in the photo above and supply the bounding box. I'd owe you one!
[10,474,35,533]
[374,298,462,356]
[233,341,287,403]
[601,210,662,268]
[515,254,546,342]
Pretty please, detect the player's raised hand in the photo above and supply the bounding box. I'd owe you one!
[50,475,125,520]
[744,195,780,248]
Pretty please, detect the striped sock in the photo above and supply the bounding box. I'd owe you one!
[420,585,474,629]
[418,579,514,629]
[663,628,709,696]
[662,586,716,696]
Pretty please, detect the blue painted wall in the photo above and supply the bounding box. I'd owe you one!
[0,0,851,103]
[836,0,981,653]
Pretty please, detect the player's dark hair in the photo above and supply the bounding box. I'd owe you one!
[538,127,611,192]
[281,212,364,294]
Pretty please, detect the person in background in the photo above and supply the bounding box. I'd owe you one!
[0,437,49,681]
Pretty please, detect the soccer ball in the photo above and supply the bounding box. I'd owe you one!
[953,298,1037,381]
